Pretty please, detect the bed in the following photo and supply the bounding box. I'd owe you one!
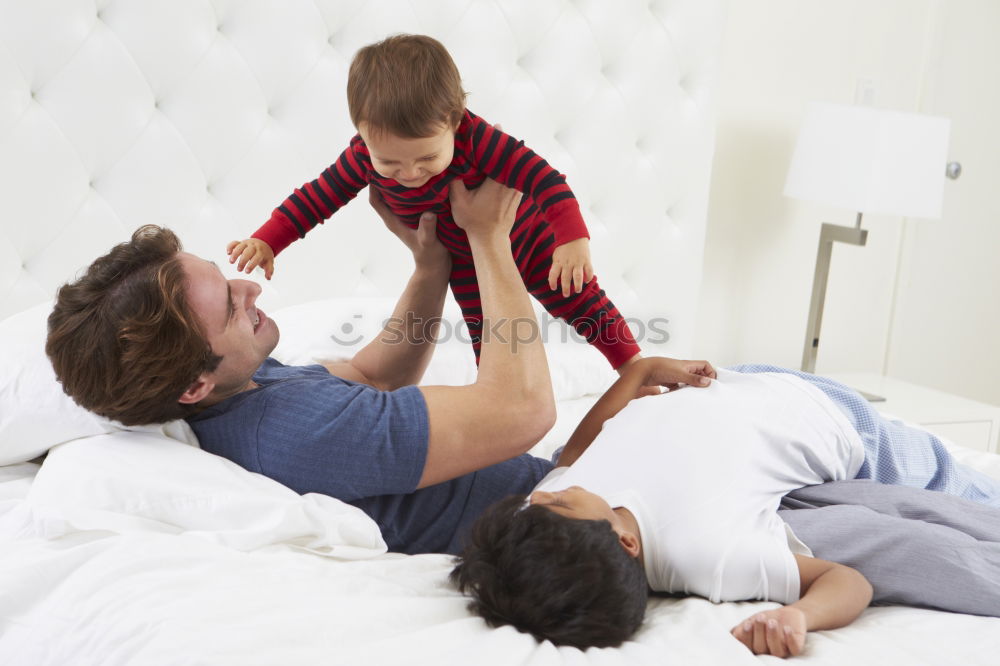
[1,1,998,664]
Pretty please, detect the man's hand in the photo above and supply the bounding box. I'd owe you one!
[640,357,716,392]
[369,188,450,272]
[732,555,870,658]
[549,237,594,297]
[227,238,275,280]
[448,177,521,242]
[555,356,715,467]
[731,606,808,658]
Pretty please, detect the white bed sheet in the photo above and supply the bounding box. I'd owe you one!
[2,287,998,666]
[1,395,999,666]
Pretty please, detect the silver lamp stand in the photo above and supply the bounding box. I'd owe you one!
[801,213,885,402]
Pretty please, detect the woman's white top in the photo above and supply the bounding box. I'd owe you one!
[533,369,864,603]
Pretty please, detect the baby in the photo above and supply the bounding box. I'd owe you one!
[227,34,642,371]
[451,358,1000,655]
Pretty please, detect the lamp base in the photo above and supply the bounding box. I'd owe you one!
[855,388,886,403]
[801,222,869,375]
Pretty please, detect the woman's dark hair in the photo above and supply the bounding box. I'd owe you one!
[450,494,649,649]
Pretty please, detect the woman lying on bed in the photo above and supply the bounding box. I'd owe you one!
[451,357,1000,657]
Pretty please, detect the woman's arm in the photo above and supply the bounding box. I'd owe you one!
[555,356,715,466]
[730,554,873,658]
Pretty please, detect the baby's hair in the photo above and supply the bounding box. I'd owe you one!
[450,494,649,649]
[347,34,467,138]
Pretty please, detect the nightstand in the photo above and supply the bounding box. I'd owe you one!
[826,373,1000,454]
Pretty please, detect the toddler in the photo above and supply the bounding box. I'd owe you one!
[227,34,642,370]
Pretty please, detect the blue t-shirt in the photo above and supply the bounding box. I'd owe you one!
[188,358,553,554]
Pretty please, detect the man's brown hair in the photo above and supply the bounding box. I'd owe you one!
[46,225,222,426]
[347,34,466,138]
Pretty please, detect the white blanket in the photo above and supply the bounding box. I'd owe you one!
[1,402,999,666]
[2,300,999,665]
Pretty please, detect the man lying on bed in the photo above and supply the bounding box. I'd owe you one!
[46,178,582,555]
[451,359,1000,657]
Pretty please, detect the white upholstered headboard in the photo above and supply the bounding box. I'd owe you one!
[0,0,722,356]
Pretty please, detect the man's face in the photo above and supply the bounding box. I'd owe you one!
[178,252,279,403]
[529,485,622,525]
[359,122,456,188]
[530,485,642,560]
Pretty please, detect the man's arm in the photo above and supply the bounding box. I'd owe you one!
[781,479,1000,617]
[730,555,873,658]
[555,357,716,467]
[324,189,451,390]
[414,178,556,488]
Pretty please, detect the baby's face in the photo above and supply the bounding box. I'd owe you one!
[529,485,619,524]
[359,122,456,188]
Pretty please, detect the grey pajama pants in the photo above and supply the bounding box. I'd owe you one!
[780,479,1000,617]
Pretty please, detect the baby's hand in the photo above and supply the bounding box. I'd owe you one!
[549,238,593,297]
[227,238,275,280]
[731,606,808,658]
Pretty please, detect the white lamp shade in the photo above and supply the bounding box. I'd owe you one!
[784,102,950,219]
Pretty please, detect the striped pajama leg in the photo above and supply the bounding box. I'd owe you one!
[447,208,641,369]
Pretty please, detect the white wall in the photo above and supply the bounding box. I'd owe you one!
[697,0,1000,406]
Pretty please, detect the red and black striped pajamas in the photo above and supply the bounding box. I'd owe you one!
[253,109,640,369]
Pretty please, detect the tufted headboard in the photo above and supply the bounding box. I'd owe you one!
[0,0,723,356]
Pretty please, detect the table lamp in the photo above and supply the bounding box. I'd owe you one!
[784,101,951,400]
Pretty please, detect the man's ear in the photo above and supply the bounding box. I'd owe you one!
[618,530,642,559]
[178,374,215,405]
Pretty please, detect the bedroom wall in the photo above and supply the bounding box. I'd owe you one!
[0,0,723,364]
[697,0,1000,406]
[883,0,1000,408]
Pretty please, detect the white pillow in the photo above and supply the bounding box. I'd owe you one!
[270,297,618,400]
[0,302,198,465]
[0,302,110,465]
[25,431,386,558]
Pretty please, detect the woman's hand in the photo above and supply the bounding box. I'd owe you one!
[369,188,451,273]
[731,606,808,658]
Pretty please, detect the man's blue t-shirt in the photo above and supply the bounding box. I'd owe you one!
[187,358,553,555]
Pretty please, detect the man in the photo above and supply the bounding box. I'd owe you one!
[451,363,1000,655]
[44,178,714,555]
